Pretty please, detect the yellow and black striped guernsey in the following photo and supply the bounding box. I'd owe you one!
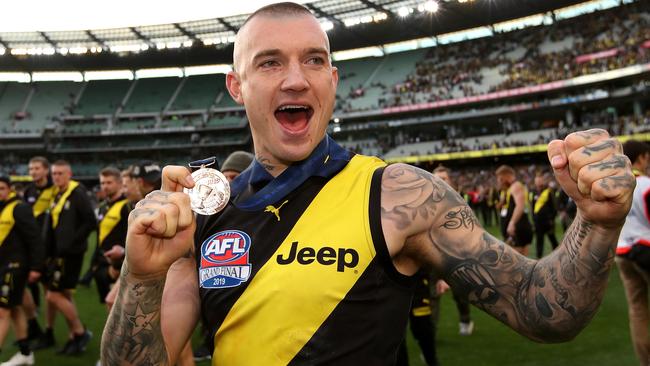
[194,138,414,365]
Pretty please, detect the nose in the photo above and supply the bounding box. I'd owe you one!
[280,61,309,92]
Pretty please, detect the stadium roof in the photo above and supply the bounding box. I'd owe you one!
[0,0,600,71]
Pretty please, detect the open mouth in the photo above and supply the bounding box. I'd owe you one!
[274,104,314,133]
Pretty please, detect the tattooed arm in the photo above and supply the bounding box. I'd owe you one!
[101,166,199,365]
[381,129,634,342]
[101,254,199,366]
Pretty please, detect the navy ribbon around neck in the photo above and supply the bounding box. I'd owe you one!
[230,135,352,211]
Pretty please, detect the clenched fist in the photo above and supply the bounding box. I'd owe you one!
[548,129,635,229]
[125,166,196,280]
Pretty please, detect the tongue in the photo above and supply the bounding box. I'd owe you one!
[275,110,309,132]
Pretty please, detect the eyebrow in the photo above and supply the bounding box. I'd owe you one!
[251,47,330,64]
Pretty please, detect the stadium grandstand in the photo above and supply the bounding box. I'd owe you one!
[1,1,648,365]
[0,0,647,181]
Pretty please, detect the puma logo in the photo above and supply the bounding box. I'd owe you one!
[265,200,289,221]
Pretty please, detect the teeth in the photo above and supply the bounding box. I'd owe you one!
[278,105,309,111]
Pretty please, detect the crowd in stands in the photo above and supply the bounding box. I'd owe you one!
[343,108,650,158]
[336,1,650,113]
[492,2,650,91]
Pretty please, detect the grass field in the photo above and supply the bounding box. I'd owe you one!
[0,224,637,365]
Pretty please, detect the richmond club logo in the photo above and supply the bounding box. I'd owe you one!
[199,230,252,289]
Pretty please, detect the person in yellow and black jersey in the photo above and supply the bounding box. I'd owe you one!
[102,3,637,365]
[496,165,534,257]
[529,172,559,259]
[0,175,45,366]
[36,160,94,356]
[88,167,132,305]
[21,156,54,344]
[395,270,448,366]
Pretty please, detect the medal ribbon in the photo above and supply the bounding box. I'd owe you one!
[230,135,352,211]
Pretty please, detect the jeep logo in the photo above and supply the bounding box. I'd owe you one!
[276,241,359,272]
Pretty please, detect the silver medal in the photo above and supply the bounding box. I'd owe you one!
[184,157,230,215]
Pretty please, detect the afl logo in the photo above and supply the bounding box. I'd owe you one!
[199,230,252,289]
[201,230,251,264]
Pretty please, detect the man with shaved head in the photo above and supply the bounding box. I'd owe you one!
[42,160,94,356]
[103,3,637,365]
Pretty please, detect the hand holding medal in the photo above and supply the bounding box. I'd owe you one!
[184,157,230,215]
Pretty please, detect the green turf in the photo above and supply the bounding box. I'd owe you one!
[0,224,637,365]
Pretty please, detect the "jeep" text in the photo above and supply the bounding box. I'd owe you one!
[276,241,359,272]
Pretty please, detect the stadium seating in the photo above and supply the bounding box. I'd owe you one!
[115,119,157,130]
[206,113,245,128]
[171,74,224,111]
[0,82,31,132]
[74,79,132,116]
[122,77,182,113]
[24,81,79,132]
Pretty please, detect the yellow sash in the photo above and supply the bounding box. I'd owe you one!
[99,198,129,246]
[504,185,529,211]
[51,181,79,229]
[32,185,56,218]
[0,193,19,246]
[534,188,551,214]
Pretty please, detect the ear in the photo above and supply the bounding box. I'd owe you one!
[331,65,339,90]
[226,71,244,105]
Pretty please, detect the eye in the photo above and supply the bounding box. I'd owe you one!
[307,57,325,65]
[260,60,279,68]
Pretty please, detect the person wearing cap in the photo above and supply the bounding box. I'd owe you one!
[102,3,636,365]
[36,160,94,355]
[131,161,162,197]
[617,140,650,365]
[0,175,44,366]
[221,151,254,182]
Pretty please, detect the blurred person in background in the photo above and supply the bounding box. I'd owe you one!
[0,175,44,366]
[21,157,54,344]
[529,172,559,259]
[34,160,94,355]
[433,166,474,336]
[617,140,650,366]
[132,161,162,198]
[221,151,255,183]
[121,167,143,204]
[81,168,131,305]
[496,165,533,256]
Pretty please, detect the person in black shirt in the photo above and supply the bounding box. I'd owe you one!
[529,172,559,258]
[0,175,44,365]
[90,168,131,305]
[21,156,54,343]
[39,161,95,356]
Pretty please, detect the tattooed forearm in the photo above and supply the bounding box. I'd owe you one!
[101,263,169,365]
[431,214,617,342]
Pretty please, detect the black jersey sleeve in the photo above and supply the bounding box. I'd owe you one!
[14,203,45,271]
[72,187,97,252]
